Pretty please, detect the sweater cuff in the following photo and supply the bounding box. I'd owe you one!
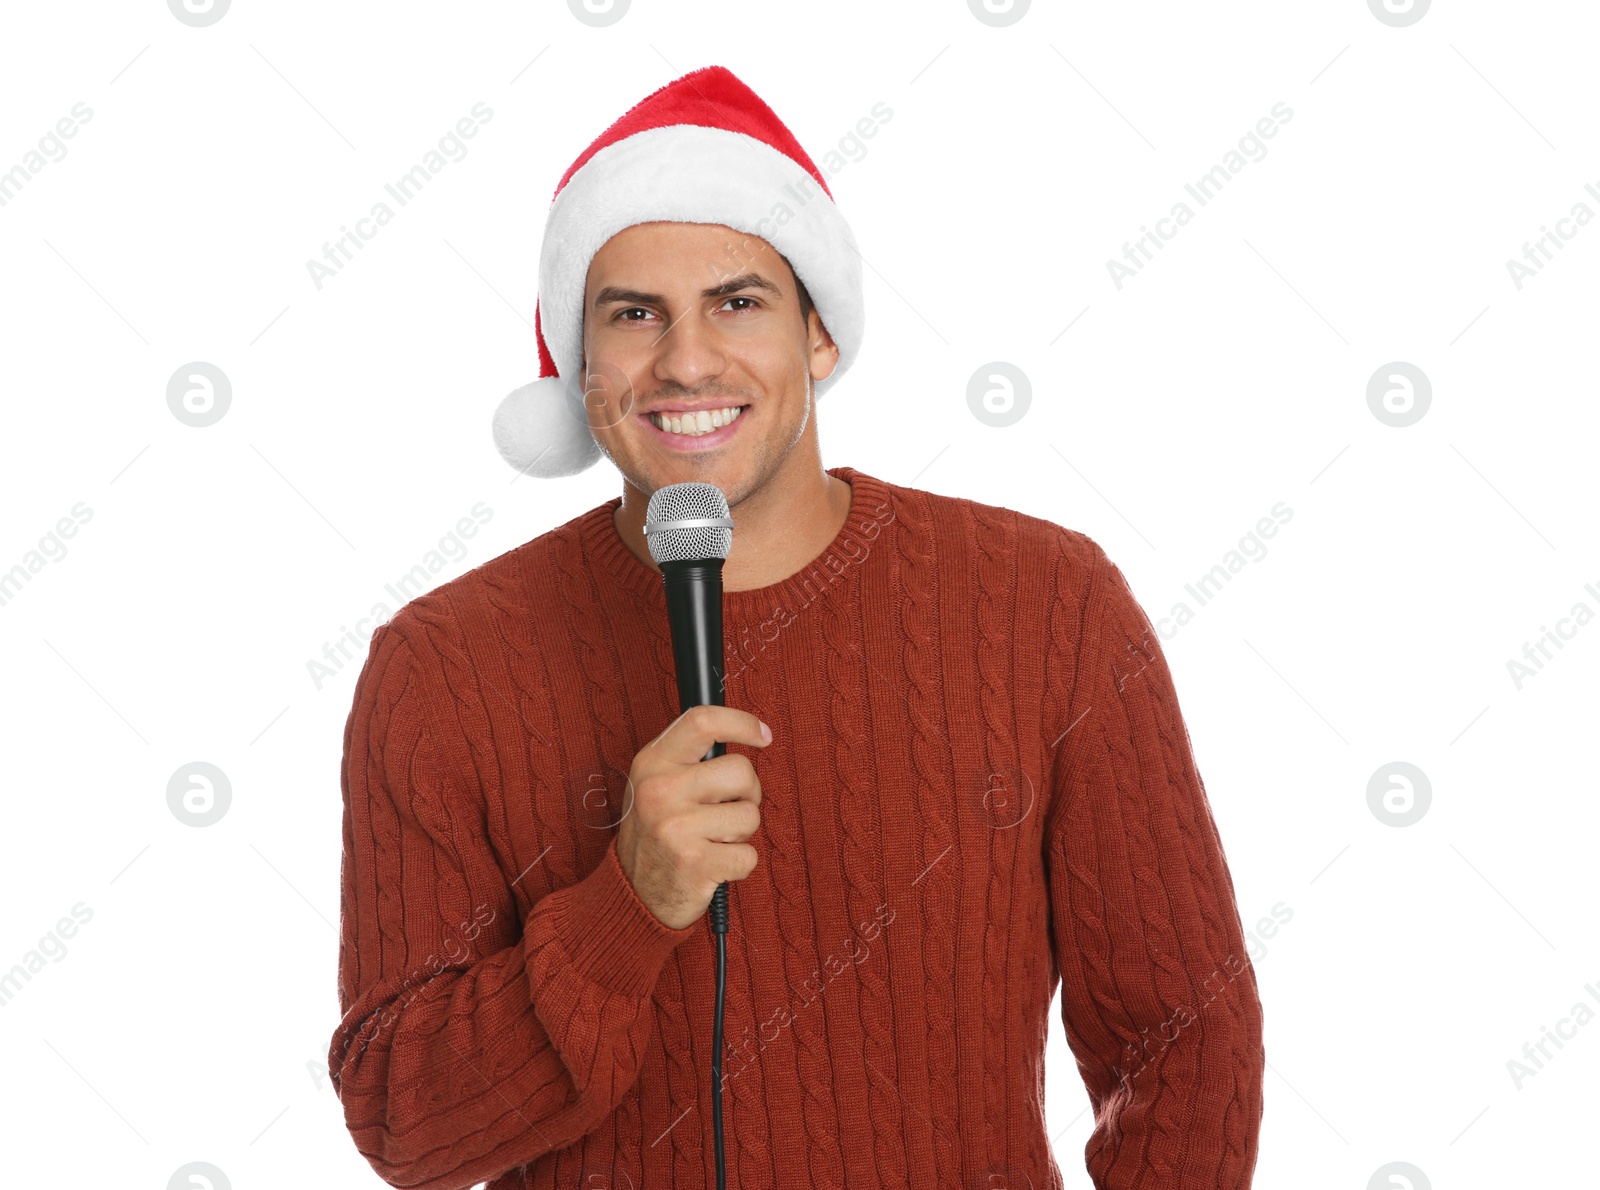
[549,835,698,998]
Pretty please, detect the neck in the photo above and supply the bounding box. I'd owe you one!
[612,458,853,593]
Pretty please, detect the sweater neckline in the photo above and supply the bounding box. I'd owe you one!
[582,465,894,615]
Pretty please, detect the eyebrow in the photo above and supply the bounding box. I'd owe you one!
[592,272,782,310]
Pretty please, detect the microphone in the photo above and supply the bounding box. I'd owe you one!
[642,480,735,1190]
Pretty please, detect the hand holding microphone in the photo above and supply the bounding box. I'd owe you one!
[616,705,770,931]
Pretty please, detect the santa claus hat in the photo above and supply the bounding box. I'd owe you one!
[491,64,865,478]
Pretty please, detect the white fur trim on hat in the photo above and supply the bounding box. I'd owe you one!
[538,123,864,401]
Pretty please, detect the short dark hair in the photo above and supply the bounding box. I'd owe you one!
[779,251,815,329]
[796,274,815,327]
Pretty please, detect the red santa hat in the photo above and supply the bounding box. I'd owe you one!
[491,64,865,478]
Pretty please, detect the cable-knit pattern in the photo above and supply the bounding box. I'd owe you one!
[1044,537,1156,1092]
[477,556,575,891]
[1111,562,1264,1185]
[479,553,654,1190]
[968,500,1022,1171]
[331,622,678,1187]
[1042,532,1092,836]
[641,915,702,1185]
[405,594,500,811]
[1025,527,1089,1127]
[1092,640,1196,1184]
[356,630,412,1002]
[891,486,963,1189]
[698,667,781,1188]
[548,527,631,871]
[764,648,844,1190]
[595,553,688,1190]
[1047,537,1265,1189]
[819,560,909,1188]
[565,524,706,1188]
[327,468,1265,1190]
[646,582,781,1190]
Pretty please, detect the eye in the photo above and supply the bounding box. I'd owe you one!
[722,296,761,312]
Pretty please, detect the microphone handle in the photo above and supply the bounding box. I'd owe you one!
[659,558,730,936]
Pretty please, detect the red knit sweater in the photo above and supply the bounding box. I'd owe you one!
[329,465,1265,1189]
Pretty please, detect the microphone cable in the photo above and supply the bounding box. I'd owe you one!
[701,737,731,1190]
[709,879,730,1190]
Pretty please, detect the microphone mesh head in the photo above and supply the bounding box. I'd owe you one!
[644,481,733,563]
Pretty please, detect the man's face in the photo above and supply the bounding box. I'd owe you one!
[580,221,838,508]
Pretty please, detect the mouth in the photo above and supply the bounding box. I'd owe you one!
[641,403,749,450]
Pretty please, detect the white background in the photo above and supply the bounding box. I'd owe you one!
[1,1,1595,1186]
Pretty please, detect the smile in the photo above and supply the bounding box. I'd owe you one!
[646,404,747,438]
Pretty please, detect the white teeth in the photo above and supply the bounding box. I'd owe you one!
[650,405,743,436]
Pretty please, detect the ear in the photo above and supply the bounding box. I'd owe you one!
[807,311,840,386]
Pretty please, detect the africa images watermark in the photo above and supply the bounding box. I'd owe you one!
[697,98,891,296]
[1503,578,1599,690]
[0,502,94,610]
[719,900,896,1091]
[305,102,493,290]
[1150,501,1294,641]
[722,496,897,688]
[733,100,893,247]
[1116,901,1290,1090]
[1115,954,1252,1092]
[1106,101,1294,290]
[0,902,95,1009]
[1504,180,1600,291]
[341,902,498,1066]
[0,102,93,210]
[306,501,493,691]
[1505,979,1600,1090]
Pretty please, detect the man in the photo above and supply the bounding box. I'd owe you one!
[329,65,1265,1190]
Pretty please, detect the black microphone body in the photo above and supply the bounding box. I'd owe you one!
[658,557,732,932]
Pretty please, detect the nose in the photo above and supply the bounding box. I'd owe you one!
[651,307,728,392]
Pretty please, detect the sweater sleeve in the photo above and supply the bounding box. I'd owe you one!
[1044,540,1265,1188]
[328,620,698,1190]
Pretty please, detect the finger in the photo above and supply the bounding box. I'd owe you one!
[654,704,770,765]
[705,840,759,884]
[681,753,762,805]
[693,798,762,844]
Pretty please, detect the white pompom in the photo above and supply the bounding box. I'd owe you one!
[491,375,603,478]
